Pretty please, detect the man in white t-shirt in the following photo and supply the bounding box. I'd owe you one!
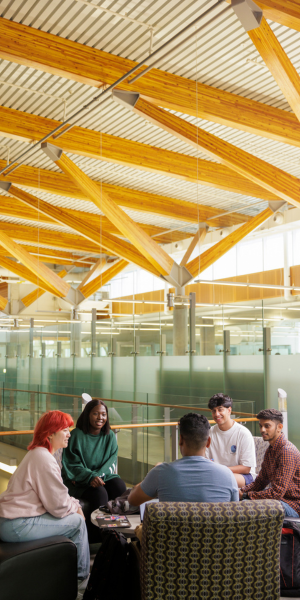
[206,393,256,488]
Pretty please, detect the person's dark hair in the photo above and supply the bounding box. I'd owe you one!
[179,413,211,450]
[256,408,283,425]
[208,393,232,410]
[76,399,110,435]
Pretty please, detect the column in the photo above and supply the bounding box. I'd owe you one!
[173,287,188,356]
[199,318,216,355]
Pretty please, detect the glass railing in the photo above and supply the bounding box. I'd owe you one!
[0,389,256,484]
[0,298,299,449]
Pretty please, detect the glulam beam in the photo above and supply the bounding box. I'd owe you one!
[248,17,300,123]
[0,194,193,244]
[21,269,67,308]
[0,256,67,295]
[0,220,100,254]
[117,93,300,210]
[1,19,300,146]
[186,207,275,278]
[0,106,283,206]
[80,260,128,299]
[0,229,70,298]
[42,146,175,278]
[180,225,208,267]
[2,183,160,276]
[78,259,106,291]
[247,1,300,32]
[0,242,96,266]
[0,160,251,228]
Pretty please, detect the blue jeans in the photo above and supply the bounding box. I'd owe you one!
[0,512,90,578]
[281,501,299,518]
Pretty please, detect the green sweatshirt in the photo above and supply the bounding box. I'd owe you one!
[62,427,119,498]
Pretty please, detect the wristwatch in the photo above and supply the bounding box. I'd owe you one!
[242,492,249,500]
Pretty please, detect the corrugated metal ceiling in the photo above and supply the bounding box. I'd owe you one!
[0,0,299,254]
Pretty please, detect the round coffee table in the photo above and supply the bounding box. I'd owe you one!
[91,508,141,539]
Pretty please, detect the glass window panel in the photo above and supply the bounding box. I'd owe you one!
[237,239,263,276]
[263,234,284,271]
[213,247,237,280]
[292,229,300,267]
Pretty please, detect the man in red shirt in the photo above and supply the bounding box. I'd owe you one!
[240,408,300,517]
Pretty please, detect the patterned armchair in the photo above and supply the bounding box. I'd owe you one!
[141,500,284,600]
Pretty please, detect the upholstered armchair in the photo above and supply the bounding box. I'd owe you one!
[141,500,284,600]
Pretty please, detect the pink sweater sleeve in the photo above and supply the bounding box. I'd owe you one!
[30,449,80,518]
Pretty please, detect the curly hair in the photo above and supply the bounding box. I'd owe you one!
[179,413,211,450]
[208,393,232,410]
[256,408,283,425]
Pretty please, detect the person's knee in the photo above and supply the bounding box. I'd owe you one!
[66,512,84,534]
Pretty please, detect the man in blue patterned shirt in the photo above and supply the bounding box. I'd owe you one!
[240,408,300,517]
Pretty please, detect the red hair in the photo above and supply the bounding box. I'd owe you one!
[28,410,74,453]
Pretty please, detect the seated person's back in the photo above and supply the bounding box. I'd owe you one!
[128,412,239,507]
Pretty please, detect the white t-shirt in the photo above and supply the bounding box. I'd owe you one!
[206,421,256,476]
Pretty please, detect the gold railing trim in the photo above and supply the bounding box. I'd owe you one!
[0,417,258,436]
[1,388,256,417]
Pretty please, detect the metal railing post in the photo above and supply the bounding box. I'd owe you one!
[73,397,80,423]
[132,404,138,483]
[30,392,36,429]
[9,390,14,430]
[171,424,179,461]
[164,407,171,462]
[46,394,51,412]
[114,430,119,474]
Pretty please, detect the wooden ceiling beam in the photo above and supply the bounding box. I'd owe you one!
[248,17,300,123]
[180,225,208,267]
[187,207,274,278]
[0,159,251,228]
[0,244,97,266]
[0,194,193,244]
[78,258,106,291]
[21,269,67,308]
[0,296,8,311]
[2,183,160,276]
[119,94,300,210]
[0,256,67,295]
[0,230,70,298]
[0,221,100,254]
[43,147,175,277]
[80,260,128,299]
[0,106,282,206]
[1,19,300,146]
[242,1,300,32]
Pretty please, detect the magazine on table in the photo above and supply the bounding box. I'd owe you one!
[95,514,131,528]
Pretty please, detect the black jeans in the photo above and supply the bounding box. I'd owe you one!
[81,477,127,543]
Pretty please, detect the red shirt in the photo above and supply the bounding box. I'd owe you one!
[241,433,300,515]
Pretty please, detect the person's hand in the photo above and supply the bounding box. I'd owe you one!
[155,462,162,467]
[77,505,85,520]
[239,489,243,500]
[90,476,105,488]
[135,524,143,542]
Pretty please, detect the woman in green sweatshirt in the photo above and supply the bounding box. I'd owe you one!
[62,398,126,541]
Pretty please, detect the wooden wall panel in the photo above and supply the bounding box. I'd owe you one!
[111,268,286,315]
[290,265,300,296]
[112,290,165,315]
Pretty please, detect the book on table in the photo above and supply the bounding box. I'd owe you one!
[95,514,131,528]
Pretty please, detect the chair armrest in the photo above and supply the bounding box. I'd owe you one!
[0,535,77,600]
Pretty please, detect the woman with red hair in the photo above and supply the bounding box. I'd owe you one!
[0,410,90,583]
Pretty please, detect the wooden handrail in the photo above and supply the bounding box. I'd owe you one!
[0,418,258,436]
[1,388,256,417]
